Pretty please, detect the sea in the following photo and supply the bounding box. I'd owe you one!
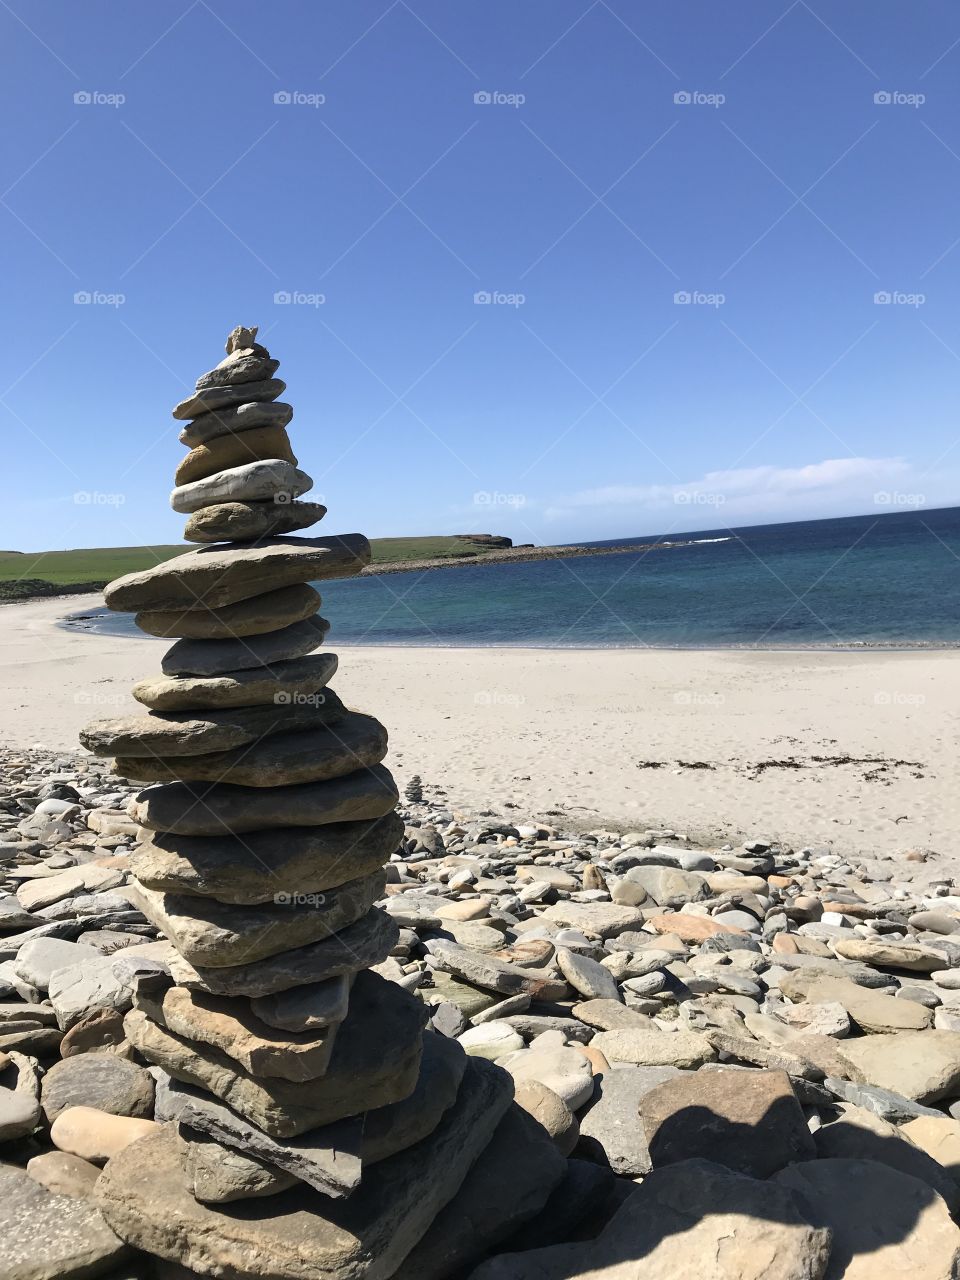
[65,506,960,650]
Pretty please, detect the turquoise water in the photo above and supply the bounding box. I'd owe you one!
[67,507,960,649]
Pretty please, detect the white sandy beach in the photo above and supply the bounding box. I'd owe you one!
[0,594,955,860]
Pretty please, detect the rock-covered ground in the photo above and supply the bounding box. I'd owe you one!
[3,746,960,1278]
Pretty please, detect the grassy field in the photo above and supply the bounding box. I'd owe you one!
[0,536,507,600]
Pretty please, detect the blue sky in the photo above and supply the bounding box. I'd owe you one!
[3,1,960,551]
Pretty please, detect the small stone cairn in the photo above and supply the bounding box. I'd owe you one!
[82,328,548,1278]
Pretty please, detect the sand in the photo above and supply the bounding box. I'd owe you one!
[0,595,955,859]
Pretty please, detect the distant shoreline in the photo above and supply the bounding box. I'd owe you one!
[359,539,677,576]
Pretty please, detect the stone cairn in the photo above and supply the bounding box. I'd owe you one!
[80,328,559,1278]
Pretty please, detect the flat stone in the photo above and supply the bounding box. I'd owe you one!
[128,869,385,967]
[0,1162,130,1278]
[142,985,341,1082]
[124,971,427,1136]
[167,908,400,998]
[832,938,946,973]
[426,970,501,1019]
[59,1007,128,1056]
[839,1030,960,1103]
[116,710,387,787]
[51,1105,159,1163]
[618,865,710,907]
[132,652,338,712]
[251,974,352,1032]
[171,461,313,514]
[555,948,621,1002]
[179,399,293,448]
[131,811,400,905]
[426,939,567,1001]
[391,1103,566,1280]
[500,1042,596,1110]
[577,1065,680,1175]
[780,971,932,1033]
[470,1158,833,1280]
[591,1026,717,1069]
[172,377,286,421]
[185,499,327,543]
[572,998,656,1032]
[502,1014,593,1043]
[640,1067,815,1177]
[179,1129,299,1203]
[13,938,99,992]
[647,913,747,942]
[822,1076,946,1122]
[104,535,369,613]
[40,1053,154,1122]
[47,953,146,1031]
[0,1084,41,1142]
[542,902,646,938]
[96,1056,513,1280]
[131,764,398,836]
[815,1105,960,1210]
[134,582,321,640]
[25,1151,101,1199]
[775,1158,960,1280]
[514,1079,579,1155]
[194,351,280,392]
[158,615,330,679]
[902,1115,960,1185]
[175,424,295,486]
[457,1021,524,1060]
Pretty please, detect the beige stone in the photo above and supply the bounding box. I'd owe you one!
[50,1105,159,1164]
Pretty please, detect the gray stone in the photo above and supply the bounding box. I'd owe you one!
[96,1056,513,1280]
[13,938,99,992]
[822,1076,946,1122]
[104,535,369,613]
[160,615,330,678]
[0,1085,41,1143]
[131,764,398,836]
[592,1026,717,1069]
[117,710,387,787]
[0,1162,130,1278]
[25,1151,101,1199]
[251,973,352,1032]
[185,499,327,543]
[577,1065,681,1175]
[171,461,312,513]
[131,812,401,905]
[47,953,143,1030]
[172,377,286,421]
[179,1129,298,1203]
[194,351,280,391]
[134,583,321,640]
[179,399,293,448]
[40,1054,155,1122]
[838,1030,960,1103]
[427,939,567,1001]
[555,948,621,1002]
[132,652,338,712]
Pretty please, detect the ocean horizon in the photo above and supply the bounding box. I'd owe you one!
[65,505,960,651]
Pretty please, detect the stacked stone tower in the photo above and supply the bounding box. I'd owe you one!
[80,329,559,1278]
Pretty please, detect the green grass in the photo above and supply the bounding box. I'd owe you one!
[0,535,506,600]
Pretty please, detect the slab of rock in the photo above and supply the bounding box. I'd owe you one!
[170,461,313,514]
[780,971,932,1034]
[427,939,567,1001]
[179,398,293,447]
[839,1030,960,1103]
[172,378,286,421]
[84,691,345,759]
[555,948,621,1002]
[46,953,144,1031]
[175,423,295,486]
[117,710,387,787]
[542,902,646,938]
[25,1151,101,1199]
[0,1084,41,1143]
[775,1157,960,1280]
[96,1056,513,1280]
[572,998,656,1032]
[158,615,330,679]
[194,349,280,392]
[591,1026,717,1069]
[13,938,99,992]
[41,1054,154,1122]
[619,865,710,907]
[142,985,340,1082]
[469,1158,833,1280]
[51,1105,159,1163]
[251,974,352,1032]
[0,1162,129,1278]
[168,909,400,998]
[576,1064,679,1175]
[500,1042,596,1110]
[832,938,947,973]
[104,534,369,613]
[124,972,426,1136]
[180,1128,299,1203]
[392,1103,566,1280]
[639,1067,815,1177]
[131,813,399,905]
[131,764,398,836]
[139,586,320,645]
[132,652,338,712]
[128,869,385,967]
[647,913,747,942]
[185,498,327,543]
